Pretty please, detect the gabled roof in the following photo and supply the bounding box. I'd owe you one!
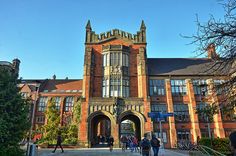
[147,58,230,76]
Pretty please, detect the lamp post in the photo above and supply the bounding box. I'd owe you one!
[26,84,40,156]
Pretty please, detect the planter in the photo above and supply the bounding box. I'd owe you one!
[38,143,48,148]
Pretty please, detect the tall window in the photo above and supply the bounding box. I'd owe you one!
[64,97,74,112]
[171,80,187,95]
[192,80,208,95]
[122,78,129,97]
[149,79,165,96]
[103,53,108,66]
[196,103,208,122]
[103,78,129,98]
[220,106,236,122]
[151,104,167,122]
[55,97,61,110]
[110,53,121,66]
[102,79,109,97]
[110,78,121,97]
[122,54,129,67]
[177,131,190,141]
[214,80,225,95]
[174,104,190,122]
[151,104,167,112]
[102,46,130,98]
[38,97,47,112]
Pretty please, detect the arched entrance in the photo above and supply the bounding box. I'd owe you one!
[119,111,145,141]
[88,111,114,147]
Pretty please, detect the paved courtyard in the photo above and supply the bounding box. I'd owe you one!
[38,148,189,156]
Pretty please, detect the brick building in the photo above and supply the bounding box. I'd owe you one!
[19,21,236,148]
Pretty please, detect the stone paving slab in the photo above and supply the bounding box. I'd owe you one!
[38,148,189,156]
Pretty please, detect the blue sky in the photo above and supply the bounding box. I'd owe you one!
[0,0,225,79]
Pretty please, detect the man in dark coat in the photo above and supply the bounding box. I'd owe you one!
[141,134,151,156]
[52,131,64,153]
[151,134,160,156]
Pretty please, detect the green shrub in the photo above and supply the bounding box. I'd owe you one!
[199,137,231,155]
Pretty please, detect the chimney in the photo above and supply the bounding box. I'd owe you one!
[207,44,218,59]
[52,74,56,80]
[12,58,20,75]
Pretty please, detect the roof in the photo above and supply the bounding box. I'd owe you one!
[20,79,83,92]
[40,79,83,92]
[147,58,230,76]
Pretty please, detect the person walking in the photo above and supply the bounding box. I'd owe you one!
[133,136,139,152]
[52,131,64,153]
[120,135,127,152]
[151,134,160,156]
[108,135,114,152]
[141,134,151,156]
[229,131,236,156]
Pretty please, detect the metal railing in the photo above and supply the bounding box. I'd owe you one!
[188,144,226,156]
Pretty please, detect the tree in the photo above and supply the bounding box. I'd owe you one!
[190,0,236,116]
[0,68,30,156]
[42,98,60,144]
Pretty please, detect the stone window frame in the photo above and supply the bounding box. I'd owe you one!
[38,96,47,112]
[36,115,45,123]
[173,103,190,123]
[220,104,236,122]
[196,102,209,123]
[102,78,109,97]
[192,79,208,96]
[213,79,226,95]
[176,130,190,142]
[54,97,61,110]
[149,79,165,96]
[64,96,74,112]
[151,103,168,122]
[171,79,187,95]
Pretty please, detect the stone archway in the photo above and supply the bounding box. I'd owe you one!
[87,111,115,147]
[118,110,145,141]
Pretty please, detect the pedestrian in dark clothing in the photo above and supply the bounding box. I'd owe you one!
[141,134,151,156]
[52,132,64,153]
[108,135,114,152]
[229,131,236,156]
[120,135,128,152]
[151,134,160,156]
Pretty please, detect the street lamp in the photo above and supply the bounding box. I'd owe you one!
[26,84,40,156]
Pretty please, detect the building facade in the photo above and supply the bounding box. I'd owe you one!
[19,21,236,148]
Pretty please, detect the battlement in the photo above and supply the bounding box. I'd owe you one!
[85,21,146,44]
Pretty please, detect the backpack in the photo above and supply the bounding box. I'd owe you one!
[141,139,150,151]
[152,138,160,147]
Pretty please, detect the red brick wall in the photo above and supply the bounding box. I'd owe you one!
[85,39,145,98]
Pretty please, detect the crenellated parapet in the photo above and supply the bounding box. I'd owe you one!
[85,20,146,44]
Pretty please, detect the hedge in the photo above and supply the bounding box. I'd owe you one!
[199,137,231,155]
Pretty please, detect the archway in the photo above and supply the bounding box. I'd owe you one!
[88,111,113,147]
[119,111,144,141]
